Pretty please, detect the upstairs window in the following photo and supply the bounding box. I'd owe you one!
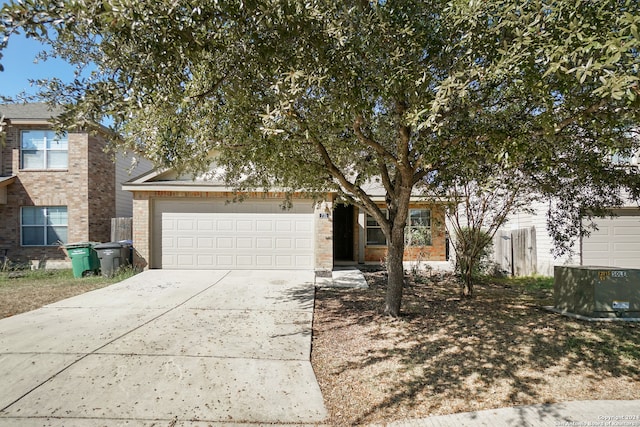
[21,130,68,170]
[21,206,68,246]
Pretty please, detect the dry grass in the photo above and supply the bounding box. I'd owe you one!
[0,269,134,319]
[311,268,640,426]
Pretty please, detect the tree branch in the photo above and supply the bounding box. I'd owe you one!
[189,73,228,101]
[534,98,609,136]
[353,114,397,162]
[294,113,389,230]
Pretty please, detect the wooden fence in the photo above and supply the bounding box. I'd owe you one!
[492,226,537,277]
[111,217,133,242]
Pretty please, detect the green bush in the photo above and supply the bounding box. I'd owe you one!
[452,227,495,296]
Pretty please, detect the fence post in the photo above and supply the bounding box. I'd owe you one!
[512,227,537,276]
[493,230,513,275]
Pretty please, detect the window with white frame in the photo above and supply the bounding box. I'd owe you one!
[366,210,387,245]
[405,209,432,246]
[366,208,433,247]
[21,206,68,246]
[20,130,69,170]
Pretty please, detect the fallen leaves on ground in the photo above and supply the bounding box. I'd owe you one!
[311,268,640,426]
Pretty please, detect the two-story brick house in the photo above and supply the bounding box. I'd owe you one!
[0,103,141,268]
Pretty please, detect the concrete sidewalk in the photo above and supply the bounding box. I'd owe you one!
[375,400,640,426]
[0,269,327,426]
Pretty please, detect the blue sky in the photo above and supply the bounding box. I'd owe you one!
[1,32,77,99]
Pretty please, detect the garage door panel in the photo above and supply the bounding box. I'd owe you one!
[237,238,252,249]
[177,237,195,249]
[215,237,232,249]
[256,238,273,249]
[214,255,232,266]
[276,221,292,232]
[154,199,315,270]
[256,255,273,266]
[217,220,233,231]
[162,254,176,266]
[177,220,194,231]
[177,254,195,267]
[197,237,214,248]
[583,211,640,269]
[237,255,253,266]
[276,239,292,249]
[162,237,175,249]
[296,255,312,265]
[296,238,312,249]
[275,255,292,267]
[196,254,213,265]
[236,220,253,231]
[585,242,609,252]
[256,221,273,232]
[615,242,640,251]
[197,220,214,231]
[296,223,312,233]
[614,227,640,236]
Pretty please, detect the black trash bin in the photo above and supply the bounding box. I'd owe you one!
[94,242,130,277]
[118,240,133,265]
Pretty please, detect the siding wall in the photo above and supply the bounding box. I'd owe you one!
[115,153,153,218]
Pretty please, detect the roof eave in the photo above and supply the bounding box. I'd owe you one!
[5,118,55,126]
[0,176,17,188]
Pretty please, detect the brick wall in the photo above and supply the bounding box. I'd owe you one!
[0,126,19,258]
[0,124,115,266]
[87,133,115,242]
[364,203,448,263]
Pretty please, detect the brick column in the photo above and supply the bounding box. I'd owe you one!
[132,193,151,269]
[314,199,333,273]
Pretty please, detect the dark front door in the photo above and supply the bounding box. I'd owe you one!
[333,204,354,261]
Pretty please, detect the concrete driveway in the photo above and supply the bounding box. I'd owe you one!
[0,270,327,426]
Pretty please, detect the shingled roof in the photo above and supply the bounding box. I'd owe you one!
[0,103,63,121]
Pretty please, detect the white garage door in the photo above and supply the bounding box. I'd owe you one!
[582,210,640,268]
[153,199,315,270]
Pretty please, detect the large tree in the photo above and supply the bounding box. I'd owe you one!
[2,0,639,316]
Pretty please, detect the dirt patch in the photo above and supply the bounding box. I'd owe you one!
[0,270,126,319]
[311,268,640,426]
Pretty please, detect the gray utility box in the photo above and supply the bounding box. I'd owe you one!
[554,266,640,318]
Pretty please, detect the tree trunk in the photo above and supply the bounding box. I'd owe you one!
[462,264,474,297]
[384,226,406,317]
[459,252,475,297]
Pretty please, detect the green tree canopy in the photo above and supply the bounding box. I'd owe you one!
[2,0,639,316]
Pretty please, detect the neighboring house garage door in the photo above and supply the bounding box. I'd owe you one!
[153,199,315,269]
[582,210,640,268]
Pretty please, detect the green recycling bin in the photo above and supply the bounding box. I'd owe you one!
[65,242,100,278]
